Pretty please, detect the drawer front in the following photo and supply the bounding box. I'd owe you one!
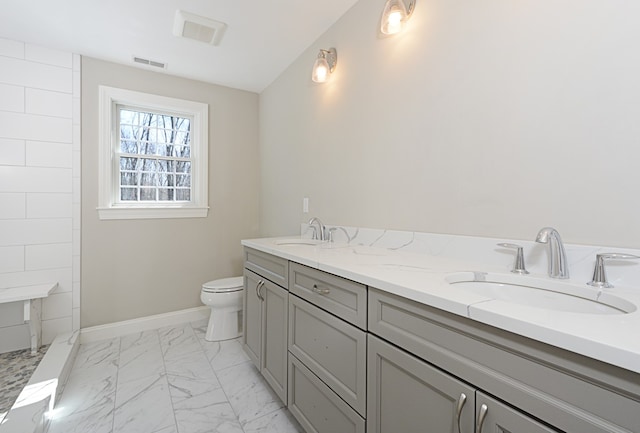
[288,353,365,433]
[289,294,366,416]
[289,262,366,329]
[244,247,288,287]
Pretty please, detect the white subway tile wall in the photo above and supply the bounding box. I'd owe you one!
[0,37,80,353]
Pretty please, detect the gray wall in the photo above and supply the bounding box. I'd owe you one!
[259,0,640,248]
[82,57,260,327]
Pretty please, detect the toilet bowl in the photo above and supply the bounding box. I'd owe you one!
[201,276,243,342]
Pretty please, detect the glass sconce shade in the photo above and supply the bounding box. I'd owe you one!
[380,0,416,35]
[311,48,337,83]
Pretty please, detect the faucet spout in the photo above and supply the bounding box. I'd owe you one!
[535,227,569,279]
[308,217,326,241]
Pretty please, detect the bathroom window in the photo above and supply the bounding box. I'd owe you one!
[98,86,209,219]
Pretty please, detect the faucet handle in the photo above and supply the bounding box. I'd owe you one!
[497,243,529,275]
[587,253,640,288]
[308,225,319,240]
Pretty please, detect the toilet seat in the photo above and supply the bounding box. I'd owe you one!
[202,276,243,293]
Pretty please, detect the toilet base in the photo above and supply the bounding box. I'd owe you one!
[205,307,243,342]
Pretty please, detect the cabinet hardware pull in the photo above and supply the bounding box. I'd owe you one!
[455,393,467,433]
[476,404,488,433]
[312,284,331,295]
[256,280,265,301]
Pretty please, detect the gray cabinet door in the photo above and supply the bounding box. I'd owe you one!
[288,354,365,433]
[243,269,262,369]
[288,294,367,416]
[368,334,476,433]
[261,280,288,404]
[243,269,289,404]
[476,392,559,433]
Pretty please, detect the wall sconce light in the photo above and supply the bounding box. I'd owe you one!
[380,0,417,35]
[311,48,337,83]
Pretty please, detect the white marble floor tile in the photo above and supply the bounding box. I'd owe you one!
[49,322,304,433]
[216,360,285,426]
[159,323,202,360]
[197,336,250,372]
[153,425,179,433]
[118,330,165,385]
[113,373,176,433]
[242,408,305,433]
[167,375,222,404]
[164,347,217,380]
[70,338,119,382]
[174,401,244,433]
[48,391,115,433]
[169,375,242,433]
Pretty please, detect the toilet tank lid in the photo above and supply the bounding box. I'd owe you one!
[203,276,243,291]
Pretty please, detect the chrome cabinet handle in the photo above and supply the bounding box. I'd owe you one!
[455,393,467,433]
[256,280,265,301]
[312,284,331,295]
[476,404,488,433]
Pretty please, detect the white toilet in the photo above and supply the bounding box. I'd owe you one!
[200,276,244,342]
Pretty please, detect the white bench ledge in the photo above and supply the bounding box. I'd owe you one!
[0,283,58,355]
[0,283,57,303]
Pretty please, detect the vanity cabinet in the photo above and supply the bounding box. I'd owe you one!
[368,335,558,433]
[287,263,367,432]
[243,245,640,433]
[368,287,640,433]
[243,248,289,403]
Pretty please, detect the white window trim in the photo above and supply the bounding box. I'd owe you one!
[98,86,209,220]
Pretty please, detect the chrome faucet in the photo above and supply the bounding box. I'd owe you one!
[308,217,326,241]
[535,227,569,279]
[587,253,640,288]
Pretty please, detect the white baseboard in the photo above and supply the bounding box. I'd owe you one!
[80,306,210,344]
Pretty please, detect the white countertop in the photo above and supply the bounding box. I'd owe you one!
[242,235,640,374]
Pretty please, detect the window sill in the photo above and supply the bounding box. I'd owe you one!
[97,206,209,220]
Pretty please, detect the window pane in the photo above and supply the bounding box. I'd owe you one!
[120,172,138,186]
[176,189,190,201]
[140,188,156,201]
[140,173,156,186]
[121,188,138,201]
[117,105,194,205]
[176,161,191,173]
[176,174,190,187]
[158,188,173,201]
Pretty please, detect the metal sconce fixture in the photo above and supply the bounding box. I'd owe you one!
[311,48,337,83]
[380,0,417,35]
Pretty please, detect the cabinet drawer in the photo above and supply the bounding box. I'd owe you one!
[289,262,366,329]
[244,247,288,287]
[289,294,366,416]
[288,354,365,433]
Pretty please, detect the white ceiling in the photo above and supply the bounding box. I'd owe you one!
[1,0,360,93]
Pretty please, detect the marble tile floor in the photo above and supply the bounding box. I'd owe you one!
[0,345,49,423]
[47,320,304,433]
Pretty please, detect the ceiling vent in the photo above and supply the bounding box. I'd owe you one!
[132,56,167,69]
[173,10,227,46]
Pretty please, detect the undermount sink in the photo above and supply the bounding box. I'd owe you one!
[274,239,324,246]
[446,272,637,315]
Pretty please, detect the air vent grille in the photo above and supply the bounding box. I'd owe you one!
[132,57,166,69]
[173,10,227,46]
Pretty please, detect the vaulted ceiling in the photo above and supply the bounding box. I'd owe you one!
[1,0,360,92]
